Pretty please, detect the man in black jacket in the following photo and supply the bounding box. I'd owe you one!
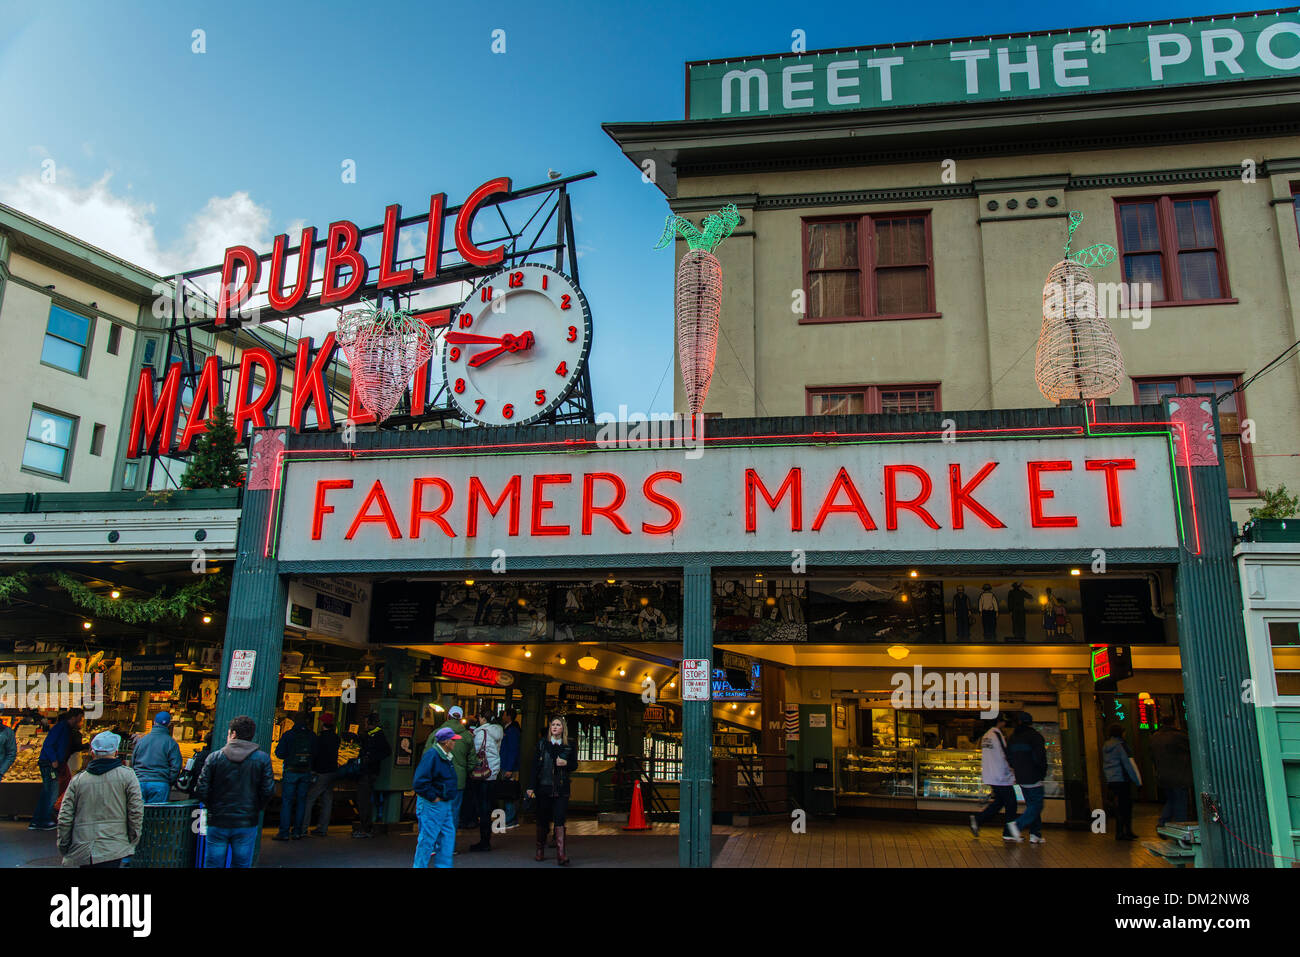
[1004,712,1048,844]
[350,712,390,839]
[305,713,340,836]
[196,715,275,867]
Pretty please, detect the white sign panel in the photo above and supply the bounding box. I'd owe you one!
[682,659,712,701]
[228,650,256,690]
[285,576,371,647]
[276,436,1178,561]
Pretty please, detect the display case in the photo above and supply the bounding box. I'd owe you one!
[835,746,915,800]
[917,748,985,802]
[1037,721,1065,799]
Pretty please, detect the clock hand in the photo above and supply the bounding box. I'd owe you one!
[445,332,506,345]
[468,344,510,367]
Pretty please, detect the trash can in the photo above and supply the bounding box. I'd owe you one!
[130,799,198,868]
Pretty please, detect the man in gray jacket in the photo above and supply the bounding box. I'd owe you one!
[58,731,144,868]
[131,712,182,803]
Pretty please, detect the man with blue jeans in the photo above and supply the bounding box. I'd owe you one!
[1004,712,1049,844]
[412,727,461,868]
[31,709,84,831]
[273,712,316,841]
[131,711,182,804]
[196,715,275,868]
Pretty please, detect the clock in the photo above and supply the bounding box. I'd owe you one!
[442,263,592,427]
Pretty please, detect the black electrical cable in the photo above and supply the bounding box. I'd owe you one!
[1217,338,1300,406]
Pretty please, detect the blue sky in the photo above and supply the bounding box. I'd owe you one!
[0,0,1236,414]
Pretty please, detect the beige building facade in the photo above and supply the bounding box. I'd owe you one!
[609,49,1300,526]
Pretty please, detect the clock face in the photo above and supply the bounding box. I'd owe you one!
[443,263,591,427]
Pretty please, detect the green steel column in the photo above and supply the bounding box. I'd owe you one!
[1167,396,1271,867]
[212,483,287,760]
[680,564,713,868]
[520,677,545,791]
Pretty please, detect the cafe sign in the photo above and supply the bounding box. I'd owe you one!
[686,12,1300,120]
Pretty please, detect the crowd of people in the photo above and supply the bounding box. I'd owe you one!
[968,710,1193,844]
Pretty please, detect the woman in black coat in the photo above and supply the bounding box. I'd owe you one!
[527,716,578,865]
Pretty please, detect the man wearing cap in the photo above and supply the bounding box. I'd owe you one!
[305,713,340,836]
[412,727,461,867]
[131,711,183,804]
[969,713,1017,839]
[57,731,144,868]
[425,705,473,835]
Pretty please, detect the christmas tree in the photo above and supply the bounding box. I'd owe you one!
[180,405,246,490]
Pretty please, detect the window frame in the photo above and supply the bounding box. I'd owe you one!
[805,383,942,416]
[1291,181,1300,248]
[1130,373,1255,496]
[40,303,94,377]
[21,404,79,482]
[1112,192,1235,307]
[800,211,939,324]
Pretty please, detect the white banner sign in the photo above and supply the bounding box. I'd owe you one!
[682,659,712,701]
[275,436,1178,561]
[286,576,372,647]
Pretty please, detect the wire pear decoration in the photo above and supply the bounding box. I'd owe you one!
[336,301,435,422]
[1034,212,1125,403]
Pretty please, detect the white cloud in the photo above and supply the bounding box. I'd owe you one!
[0,168,272,279]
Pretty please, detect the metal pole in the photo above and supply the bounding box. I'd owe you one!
[680,564,713,867]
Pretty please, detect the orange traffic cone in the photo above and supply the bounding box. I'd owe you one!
[624,780,651,830]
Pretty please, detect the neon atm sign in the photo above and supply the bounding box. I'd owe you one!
[126,177,513,458]
[273,436,1181,561]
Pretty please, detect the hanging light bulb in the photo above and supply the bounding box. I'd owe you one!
[82,621,92,630]
[523,646,532,658]
[110,590,121,600]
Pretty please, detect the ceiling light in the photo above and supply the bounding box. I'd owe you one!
[578,655,599,671]
[357,662,376,683]
[559,656,567,665]
[201,614,212,624]
[909,570,918,578]
[82,621,92,630]
[617,667,626,677]
[668,680,676,688]
[606,576,616,584]
[1070,568,1081,576]
[464,578,475,586]
[899,593,909,602]
[110,590,121,600]
[886,645,910,660]
[730,703,738,709]
[523,647,532,658]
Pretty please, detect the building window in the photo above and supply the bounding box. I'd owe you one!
[1266,621,1300,697]
[1133,374,1253,493]
[40,304,92,375]
[122,461,139,490]
[807,385,940,415]
[802,213,935,322]
[1292,182,1300,247]
[22,406,77,480]
[90,423,106,456]
[106,323,122,356]
[1115,194,1230,304]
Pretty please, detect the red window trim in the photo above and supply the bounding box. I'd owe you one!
[1112,192,1232,306]
[805,383,942,416]
[800,211,939,324]
[1130,373,1256,496]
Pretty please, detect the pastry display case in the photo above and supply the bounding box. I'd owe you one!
[835,746,915,800]
[917,748,985,801]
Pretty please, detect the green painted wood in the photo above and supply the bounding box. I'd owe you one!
[680,564,713,868]
[212,486,287,767]
[0,494,34,514]
[1254,707,1299,866]
[1167,397,1272,868]
[34,488,242,512]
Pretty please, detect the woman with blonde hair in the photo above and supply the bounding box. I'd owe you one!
[527,715,578,865]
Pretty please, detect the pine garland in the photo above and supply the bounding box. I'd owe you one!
[0,570,228,622]
[0,571,31,604]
